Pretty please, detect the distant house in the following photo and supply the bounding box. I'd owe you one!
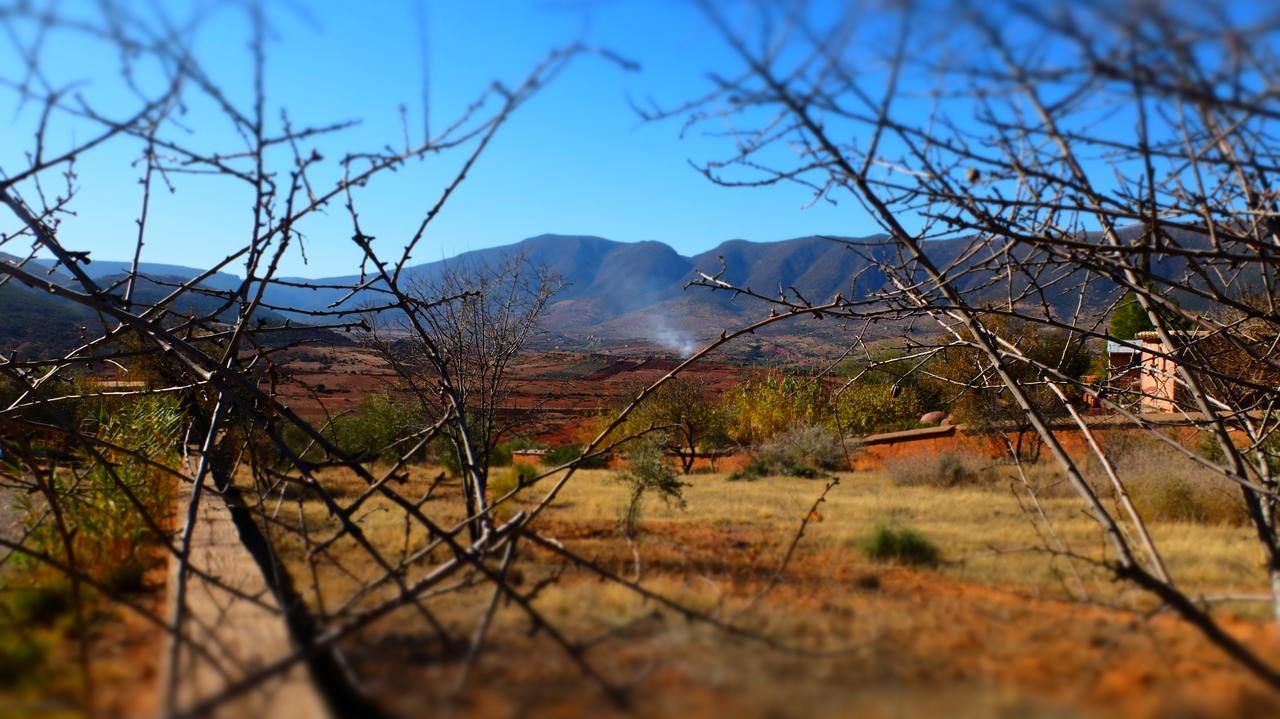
[85,361,149,392]
[1106,339,1142,393]
[1108,330,1213,413]
[1134,331,1187,412]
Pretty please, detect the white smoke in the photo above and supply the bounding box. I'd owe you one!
[647,316,698,357]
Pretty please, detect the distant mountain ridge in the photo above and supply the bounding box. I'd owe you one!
[263,233,907,349]
[2,230,1194,356]
[3,234,908,354]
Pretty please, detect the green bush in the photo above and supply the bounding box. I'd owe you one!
[18,396,181,587]
[489,442,513,468]
[724,374,832,446]
[431,435,461,474]
[0,394,183,697]
[856,525,941,566]
[542,442,607,469]
[835,383,925,435]
[431,435,513,474]
[5,582,75,627]
[324,392,422,463]
[501,437,548,452]
[727,460,768,482]
[724,372,927,445]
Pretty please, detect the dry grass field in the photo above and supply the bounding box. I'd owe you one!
[271,461,1280,719]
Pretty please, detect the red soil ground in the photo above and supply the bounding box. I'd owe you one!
[268,345,750,443]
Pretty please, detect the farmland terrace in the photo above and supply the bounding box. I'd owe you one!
[269,345,753,442]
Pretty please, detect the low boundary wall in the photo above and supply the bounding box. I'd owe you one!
[512,414,1233,475]
[852,415,1226,471]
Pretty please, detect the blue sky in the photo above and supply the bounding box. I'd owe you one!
[0,0,860,278]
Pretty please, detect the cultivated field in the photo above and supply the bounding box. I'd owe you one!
[270,344,753,440]
[273,463,1280,719]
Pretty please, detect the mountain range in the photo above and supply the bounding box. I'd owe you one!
[1,231,1171,356]
[262,233,909,351]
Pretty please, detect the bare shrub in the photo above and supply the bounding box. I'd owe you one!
[886,451,995,489]
[1011,462,1080,500]
[756,423,847,478]
[1009,435,1251,523]
[653,0,1280,685]
[1101,441,1248,526]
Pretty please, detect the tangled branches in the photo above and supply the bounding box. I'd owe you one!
[649,0,1280,688]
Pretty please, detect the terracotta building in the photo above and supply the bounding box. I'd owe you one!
[1109,330,1214,413]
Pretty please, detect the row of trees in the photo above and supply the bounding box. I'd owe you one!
[292,313,1099,481]
[573,324,1096,474]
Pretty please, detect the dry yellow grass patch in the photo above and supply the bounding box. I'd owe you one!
[536,468,1265,605]
[258,462,1278,719]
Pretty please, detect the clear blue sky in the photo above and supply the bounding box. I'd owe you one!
[0,0,859,278]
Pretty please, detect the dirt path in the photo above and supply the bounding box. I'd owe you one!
[161,475,330,719]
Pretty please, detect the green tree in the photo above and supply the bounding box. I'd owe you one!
[1110,290,1154,340]
[615,438,688,538]
[834,383,924,435]
[723,373,829,446]
[724,371,925,445]
[627,378,726,474]
[924,317,1092,460]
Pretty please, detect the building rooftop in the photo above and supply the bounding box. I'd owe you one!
[1132,329,1213,342]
